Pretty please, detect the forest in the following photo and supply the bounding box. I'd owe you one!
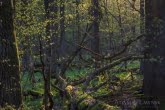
[0,0,165,110]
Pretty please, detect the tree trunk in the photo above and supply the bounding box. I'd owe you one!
[50,0,59,75]
[142,0,165,97]
[59,0,66,57]
[0,0,22,108]
[140,0,145,34]
[90,0,100,68]
[43,0,53,109]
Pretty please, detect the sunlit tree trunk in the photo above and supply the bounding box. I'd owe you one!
[0,0,22,108]
[140,0,145,34]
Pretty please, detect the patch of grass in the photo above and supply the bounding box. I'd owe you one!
[65,68,91,79]
[21,60,142,110]
[21,72,43,109]
[23,98,42,110]
[21,72,44,92]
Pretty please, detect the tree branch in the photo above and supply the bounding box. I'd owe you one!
[83,55,143,89]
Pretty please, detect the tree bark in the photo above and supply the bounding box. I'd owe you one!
[59,0,66,57]
[43,0,53,109]
[142,0,165,97]
[90,0,100,68]
[0,0,22,108]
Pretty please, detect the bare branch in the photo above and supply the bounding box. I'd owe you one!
[104,34,145,60]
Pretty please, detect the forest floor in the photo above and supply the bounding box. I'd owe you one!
[21,61,143,110]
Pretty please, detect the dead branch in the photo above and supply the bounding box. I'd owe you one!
[103,34,145,60]
[83,55,143,89]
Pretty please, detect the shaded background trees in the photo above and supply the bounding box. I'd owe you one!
[15,0,143,109]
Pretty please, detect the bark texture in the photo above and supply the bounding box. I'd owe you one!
[0,0,22,108]
[142,0,165,96]
[90,0,100,68]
